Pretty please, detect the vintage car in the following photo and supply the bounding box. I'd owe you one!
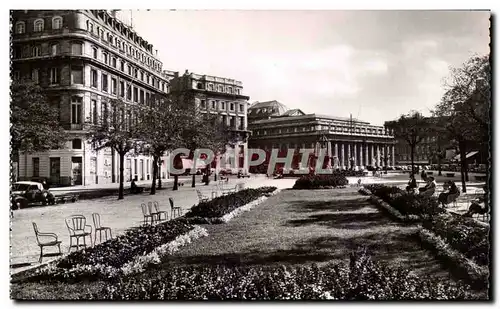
[11,181,55,208]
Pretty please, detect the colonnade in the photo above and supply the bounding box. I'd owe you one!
[327,141,395,169]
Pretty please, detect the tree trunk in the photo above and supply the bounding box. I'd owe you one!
[191,173,196,187]
[437,154,442,176]
[204,164,210,185]
[150,155,158,195]
[459,140,467,193]
[157,160,162,189]
[410,144,415,176]
[173,175,179,191]
[118,151,125,200]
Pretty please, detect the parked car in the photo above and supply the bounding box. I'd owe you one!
[10,194,28,210]
[11,181,55,207]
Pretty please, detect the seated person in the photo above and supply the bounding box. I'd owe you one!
[406,174,418,192]
[438,180,460,206]
[130,179,143,194]
[421,170,427,182]
[419,177,436,195]
[463,185,489,217]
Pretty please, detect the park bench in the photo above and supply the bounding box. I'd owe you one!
[54,194,80,204]
[446,173,455,177]
[475,175,487,182]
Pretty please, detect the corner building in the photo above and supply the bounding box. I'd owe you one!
[169,71,251,173]
[11,10,173,186]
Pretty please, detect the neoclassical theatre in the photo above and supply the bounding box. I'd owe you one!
[248,101,396,170]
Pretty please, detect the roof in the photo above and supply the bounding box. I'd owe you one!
[453,151,479,160]
[248,100,289,118]
[281,109,305,116]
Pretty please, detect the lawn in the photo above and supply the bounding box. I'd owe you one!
[11,186,486,299]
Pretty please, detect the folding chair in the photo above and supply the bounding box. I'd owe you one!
[153,201,169,222]
[141,203,154,225]
[196,190,210,203]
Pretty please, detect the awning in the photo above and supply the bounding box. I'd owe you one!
[453,151,479,161]
[181,159,206,169]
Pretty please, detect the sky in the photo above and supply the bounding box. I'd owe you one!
[124,10,490,125]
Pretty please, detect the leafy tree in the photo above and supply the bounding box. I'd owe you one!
[433,54,490,192]
[86,99,141,200]
[385,111,431,176]
[136,94,186,194]
[10,79,67,179]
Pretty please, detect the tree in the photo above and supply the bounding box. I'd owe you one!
[10,79,67,180]
[385,111,430,176]
[86,99,141,200]
[136,94,186,195]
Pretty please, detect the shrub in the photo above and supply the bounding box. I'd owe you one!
[292,174,348,189]
[422,214,489,266]
[185,187,276,219]
[364,184,404,203]
[86,248,473,300]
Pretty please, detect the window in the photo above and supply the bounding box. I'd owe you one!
[31,45,41,57]
[101,102,108,124]
[196,82,203,89]
[146,93,150,105]
[71,42,82,55]
[71,66,83,84]
[91,99,98,124]
[49,67,60,84]
[221,102,226,110]
[112,57,117,68]
[92,46,98,59]
[71,97,82,124]
[102,53,108,64]
[140,90,144,104]
[230,116,235,127]
[133,87,138,102]
[228,86,232,93]
[161,82,165,92]
[15,21,25,34]
[200,100,206,109]
[50,43,59,55]
[127,65,132,75]
[31,68,39,84]
[124,84,130,100]
[72,139,82,149]
[140,71,144,81]
[146,74,150,84]
[208,84,213,91]
[212,101,216,109]
[120,61,125,71]
[239,117,244,130]
[32,158,40,177]
[134,68,138,78]
[218,85,223,92]
[230,103,234,111]
[101,74,108,92]
[91,69,98,88]
[86,20,93,32]
[120,81,125,97]
[111,77,117,94]
[34,19,44,32]
[52,16,62,29]
[236,88,240,95]
[239,104,244,112]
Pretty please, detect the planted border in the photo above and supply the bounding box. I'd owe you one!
[418,228,489,289]
[292,174,349,190]
[184,187,278,224]
[17,219,208,283]
[368,195,420,222]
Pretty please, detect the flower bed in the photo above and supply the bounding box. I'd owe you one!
[85,249,474,300]
[418,228,489,289]
[421,214,489,267]
[368,196,420,222]
[292,174,348,189]
[184,187,277,221]
[20,219,208,282]
[363,184,446,220]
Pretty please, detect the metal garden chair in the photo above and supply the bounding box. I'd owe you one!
[153,201,169,222]
[169,197,182,219]
[141,203,154,225]
[92,213,112,244]
[65,215,93,251]
[196,189,210,203]
[32,222,62,263]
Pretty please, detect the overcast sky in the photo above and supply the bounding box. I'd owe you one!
[127,10,490,125]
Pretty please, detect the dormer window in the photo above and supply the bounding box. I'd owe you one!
[34,19,44,32]
[52,16,62,29]
[15,21,25,34]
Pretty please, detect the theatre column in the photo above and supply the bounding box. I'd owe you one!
[370,144,375,166]
[340,143,345,169]
[364,144,369,168]
[347,143,351,169]
[376,144,381,167]
[353,143,357,168]
[243,142,249,174]
[334,142,339,168]
[391,144,395,167]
